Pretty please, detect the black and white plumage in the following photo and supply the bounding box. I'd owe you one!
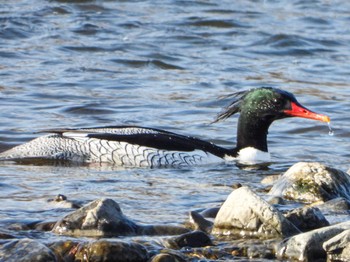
[0,87,330,167]
[0,126,229,167]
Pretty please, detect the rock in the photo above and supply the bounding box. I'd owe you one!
[74,240,149,262]
[323,229,350,261]
[165,231,213,249]
[188,211,213,233]
[261,174,281,185]
[138,225,189,236]
[267,196,286,205]
[48,240,79,261]
[284,206,329,232]
[52,198,138,237]
[316,197,350,224]
[34,221,56,231]
[269,162,350,203]
[52,198,188,237]
[47,194,82,209]
[150,250,187,262]
[200,207,220,218]
[276,220,350,261]
[0,238,56,262]
[316,197,350,213]
[212,186,300,238]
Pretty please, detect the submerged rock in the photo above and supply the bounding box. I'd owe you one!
[212,186,300,238]
[323,229,350,262]
[47,194,82,209]
[48,240,79,261]
[276,220,350,261]
[0,228,15,239]
[74,240,149,262]
[284,206,329,232]
[0,238,56,262]
[269,162,350,203]
[52,198,188,237]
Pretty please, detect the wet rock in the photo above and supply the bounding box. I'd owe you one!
[34,221,56,231]
[48,240,79,261]
[246,244,275,259]
[317,197,350,213]
[47,194,82,209]
[150,250,187,262]
[188,211,213,233]
[316,197,350,224]
[138,225,189,236]
[284,206,329,232]
[75,240,149,262]
[267,196,286,205]
[269,162,350,203]
[52,198,188,237]
[0,238,56,262]
[165,230,213,249]
[323,229,350,261]
[212,186,300,238]
[52,198,138,237]
[261,174,281,185]
[276,220,350,261]
[200,207,220,218]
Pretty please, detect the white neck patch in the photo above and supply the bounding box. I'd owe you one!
[225,147,271,165]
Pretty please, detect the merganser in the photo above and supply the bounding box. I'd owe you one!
[0,87,330,167]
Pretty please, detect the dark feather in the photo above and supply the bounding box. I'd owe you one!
[36,126,231,158]
[212,89,249,123]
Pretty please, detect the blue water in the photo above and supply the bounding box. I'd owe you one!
[0,0,349,254]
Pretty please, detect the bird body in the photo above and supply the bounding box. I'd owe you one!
[0,87,329,167]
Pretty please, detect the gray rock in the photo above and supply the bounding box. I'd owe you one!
[0,238,56,262]
[284,206,329,232]
[52,198,138,237]
[52,198,188,237]
[276,220,350,261]
[323,229,350,261]
[269,162,350,203]
[212,186,300,238]
[261,174,281,185]
[317,197,350,213]
[200,207,220,218]
[316,197,350,224]
[188,211,213,233]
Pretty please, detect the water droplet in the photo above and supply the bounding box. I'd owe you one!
[327,122,334,136]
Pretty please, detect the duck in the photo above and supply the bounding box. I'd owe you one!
[0,87,330,167]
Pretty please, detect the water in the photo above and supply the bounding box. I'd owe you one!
[0,0,350,256]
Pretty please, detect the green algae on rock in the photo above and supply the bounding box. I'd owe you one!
[269,162,350,203]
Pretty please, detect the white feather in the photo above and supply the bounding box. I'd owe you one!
[236,147,271,165]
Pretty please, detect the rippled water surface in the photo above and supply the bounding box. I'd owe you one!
[0,0,350,255]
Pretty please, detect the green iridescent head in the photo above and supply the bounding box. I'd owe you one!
[214,87,297,122]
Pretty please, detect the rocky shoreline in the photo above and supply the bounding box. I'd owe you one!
[1,162,350,261]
